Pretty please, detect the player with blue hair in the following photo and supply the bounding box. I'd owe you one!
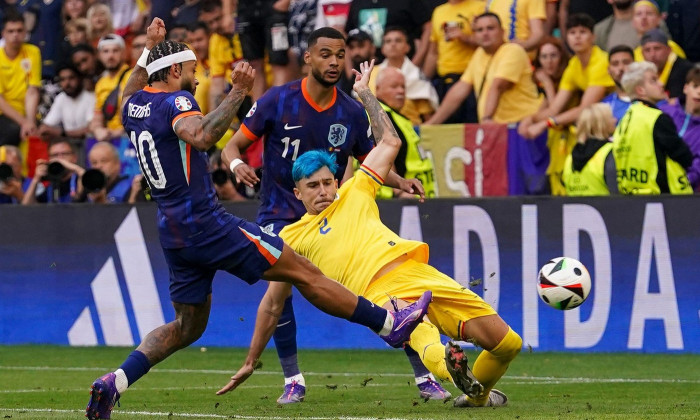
[291,150,338,183]
[218,60,523,409]
[84,20,432,420]
[222,26,443,403]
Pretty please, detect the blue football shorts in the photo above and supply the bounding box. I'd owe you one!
[162,216,285,304]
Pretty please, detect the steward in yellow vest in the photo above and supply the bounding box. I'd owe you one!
[378,102,436,198]
[374,67,436,198]
[563,140,617,196]
[613,100,693,194]
[612,62,695,194]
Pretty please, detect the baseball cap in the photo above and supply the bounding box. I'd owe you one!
[640,28,669,46]
[346,28,373,43]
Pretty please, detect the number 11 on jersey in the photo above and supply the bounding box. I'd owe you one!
[281,137,300,161]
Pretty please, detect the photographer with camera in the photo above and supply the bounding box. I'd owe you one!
[22,139,86,204]
[79,142,133,204]
[0,145,30,204]
[209,149,248,202]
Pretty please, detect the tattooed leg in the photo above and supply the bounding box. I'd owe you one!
[136,295,212,365]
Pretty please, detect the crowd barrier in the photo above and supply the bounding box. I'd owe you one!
[1,196,698,353]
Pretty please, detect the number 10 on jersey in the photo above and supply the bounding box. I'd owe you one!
[130,130,167,189]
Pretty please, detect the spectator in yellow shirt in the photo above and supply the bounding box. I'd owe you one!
[199,1,244,111]
[89,34,131,142]
[486,0,546,55]
[186,22,213,115]
[426,12,549,195]
[425,12,542,125]
[520,14,615,140]
[0,12,41,146]
[423,0,485,123]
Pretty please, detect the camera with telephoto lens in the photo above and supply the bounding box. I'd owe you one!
[82,169,106,193]
[211,168,231,186]
[44,161,67,183]
[0,162,14,182]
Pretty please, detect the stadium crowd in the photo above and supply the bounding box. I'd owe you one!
[1,0,700,204]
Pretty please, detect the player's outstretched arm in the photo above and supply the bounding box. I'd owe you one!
[216,281,293,395]
[352,61,405,183]
[175,62,255,151]
[121,18,166,110]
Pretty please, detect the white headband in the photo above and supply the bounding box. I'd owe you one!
[146,50,197,76]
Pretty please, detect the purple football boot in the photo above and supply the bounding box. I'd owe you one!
[381,291,432,348]
[86,372,120,419]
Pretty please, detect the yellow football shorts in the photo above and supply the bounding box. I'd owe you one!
[363,259,496,339]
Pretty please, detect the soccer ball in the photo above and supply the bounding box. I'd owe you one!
[537,257,591,310]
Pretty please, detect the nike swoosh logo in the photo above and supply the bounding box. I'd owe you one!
[394,309,421,331]
[284,123,302,130]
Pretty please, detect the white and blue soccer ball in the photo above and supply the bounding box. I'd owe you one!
[537,257,592,310]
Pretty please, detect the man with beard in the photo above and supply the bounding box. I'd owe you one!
[600,45,634,121]
[71,44,105,92]
[89,34,131,143]
[595,0,639,52]
[223,27,424,404]
[38,64,96,142]
[88,34,141,176]
[86,19,431,419]
[340,28,376,96]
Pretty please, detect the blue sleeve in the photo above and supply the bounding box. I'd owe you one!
[241,87,278,138]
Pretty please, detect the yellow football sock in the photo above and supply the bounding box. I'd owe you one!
[469,327,522,406]
[407,322,452,383]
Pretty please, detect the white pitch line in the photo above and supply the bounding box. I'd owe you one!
[1,365,699,386]
[0,408,407,420]
[1,377,697,395]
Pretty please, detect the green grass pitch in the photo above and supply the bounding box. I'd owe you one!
[1,345,698,419]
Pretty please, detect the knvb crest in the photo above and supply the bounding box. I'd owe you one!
[328,124,347,147]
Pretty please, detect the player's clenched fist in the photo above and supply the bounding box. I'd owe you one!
[145,18,166,49]
[230,61,256,94]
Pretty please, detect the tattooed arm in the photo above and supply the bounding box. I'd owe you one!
[352,61,403,182]
[121,18,166,110]
[175,62,256,151]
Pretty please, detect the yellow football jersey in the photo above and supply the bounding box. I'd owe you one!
[94,64,132,130]
[280,165,428,296]
[0,43,42,117]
